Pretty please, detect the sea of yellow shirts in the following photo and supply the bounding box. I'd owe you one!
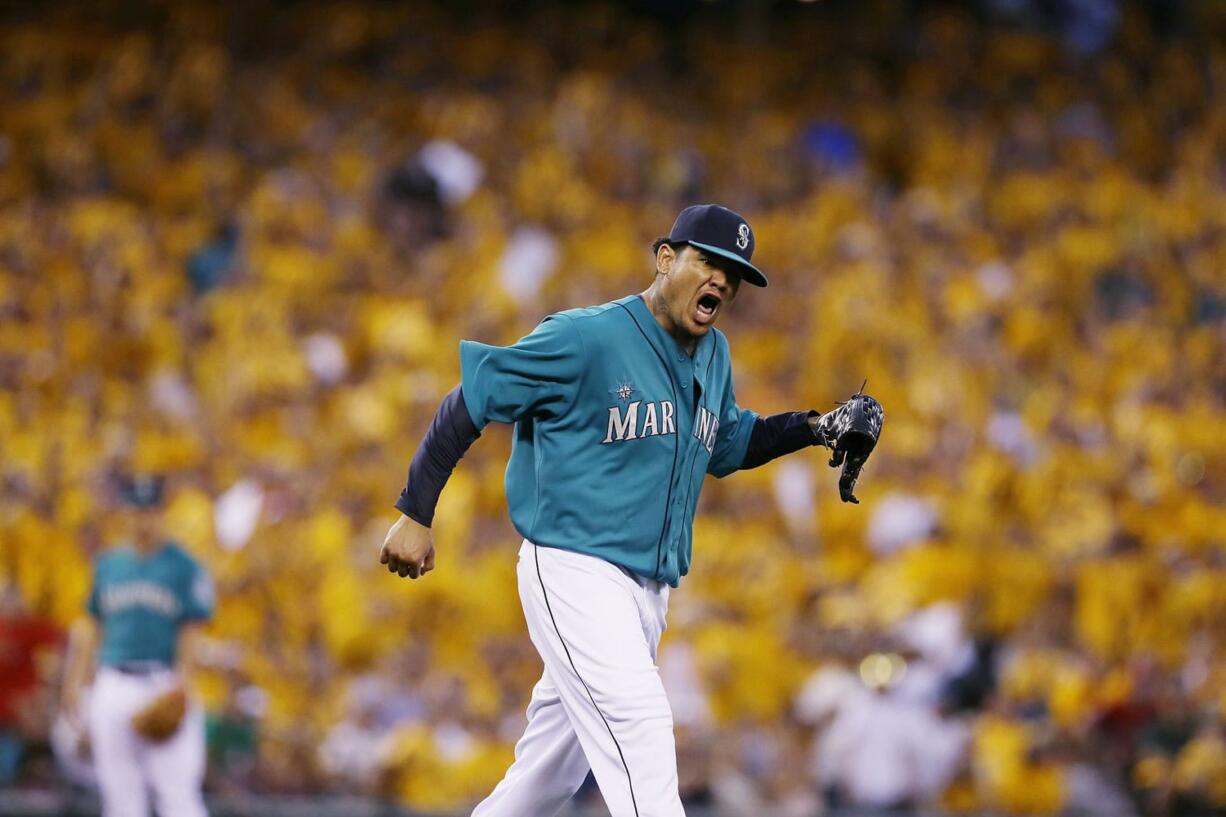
[0,2,1223,812]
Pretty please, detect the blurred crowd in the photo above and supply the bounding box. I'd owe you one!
[1,0,1224,815]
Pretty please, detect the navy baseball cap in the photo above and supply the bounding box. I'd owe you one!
[667,204,768,287]
[117,474,165,508]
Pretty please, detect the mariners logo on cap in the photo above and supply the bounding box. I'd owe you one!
[736,223,750,250]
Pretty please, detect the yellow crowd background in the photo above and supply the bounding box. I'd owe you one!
[0,1,1223,813]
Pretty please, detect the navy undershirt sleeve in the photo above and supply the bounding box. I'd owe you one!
[395,385,481,527]
[739,410,822,470]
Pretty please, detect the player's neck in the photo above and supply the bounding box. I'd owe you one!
[640,287,697,356]
[132,535,160,557]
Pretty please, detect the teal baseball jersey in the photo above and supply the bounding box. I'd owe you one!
[87,542,214,666]
[460,294,757,586]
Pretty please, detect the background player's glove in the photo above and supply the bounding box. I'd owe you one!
[131,687,187,743]
[813,385,884,504]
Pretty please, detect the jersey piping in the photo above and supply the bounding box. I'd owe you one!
[615,301,680,582]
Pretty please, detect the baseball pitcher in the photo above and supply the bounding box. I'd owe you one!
[381,204,883,816]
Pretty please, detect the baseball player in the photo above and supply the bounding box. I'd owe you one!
[61,475,214,817]
[380,204,883,817]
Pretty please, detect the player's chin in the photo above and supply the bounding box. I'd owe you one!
[684,317,716,338]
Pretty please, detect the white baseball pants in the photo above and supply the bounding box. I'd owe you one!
[88,666,208,817]
[472,541,684,817]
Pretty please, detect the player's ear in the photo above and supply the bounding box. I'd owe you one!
[656,242,676,276]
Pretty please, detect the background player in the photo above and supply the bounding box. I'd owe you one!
[380,204,882,816]
[61,474,214,817]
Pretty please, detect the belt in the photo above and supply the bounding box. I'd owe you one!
[111,662,170,676]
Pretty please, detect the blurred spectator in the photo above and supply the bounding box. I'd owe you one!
[0,584,64,785]
[381,160,449,253]
[186,223,239,294]
[804,650,969,810]
[205,673,262,794]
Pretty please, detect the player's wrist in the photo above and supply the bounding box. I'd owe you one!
[399,509,431,529]
[806,411,830,447]
[394,498,432,529]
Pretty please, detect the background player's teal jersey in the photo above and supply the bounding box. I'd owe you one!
[87,541,214,666]
[460,294,757,587]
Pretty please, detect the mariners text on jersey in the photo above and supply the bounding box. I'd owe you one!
[98,582,181,617]
[88,542,214,666]
[602,401,719,456]
[459,294,757,586]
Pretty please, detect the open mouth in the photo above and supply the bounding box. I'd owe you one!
[695,292,721,324]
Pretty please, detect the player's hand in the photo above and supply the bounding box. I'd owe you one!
[61,688,80,725]
[61,686,88,736]
[379,514,436,579]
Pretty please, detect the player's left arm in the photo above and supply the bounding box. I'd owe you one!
[739,411,828,471]
[706,400,822,478]
[176,561,214,681]
[704,334,818,477]
[174,625,205,686]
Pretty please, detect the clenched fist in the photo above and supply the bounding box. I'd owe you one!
[380,514,436,579]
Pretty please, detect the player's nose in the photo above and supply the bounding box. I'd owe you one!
[709,267,738,297]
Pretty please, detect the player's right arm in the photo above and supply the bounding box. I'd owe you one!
[60,617,98,728]
[380,385,476,580]
[382,316,584,580]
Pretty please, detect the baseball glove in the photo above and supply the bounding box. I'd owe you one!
[131,687,187,743]
[813,383,885,504]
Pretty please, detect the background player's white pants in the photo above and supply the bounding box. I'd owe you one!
[89,667,208,817]
[473,541,684,817]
